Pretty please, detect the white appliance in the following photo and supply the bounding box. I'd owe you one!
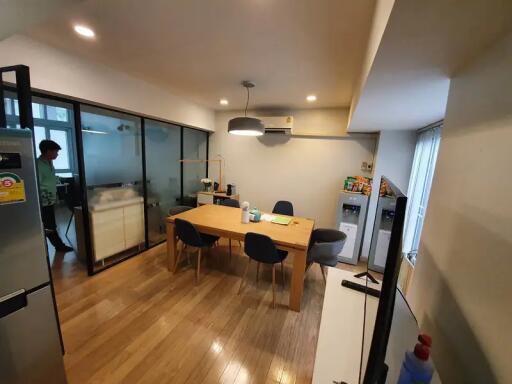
[374,229,391,269]
[260,116,293,135]
[368,196,397,273]
[338,223,357,259]
[0,129,67,384]
[1,66,67,383]
[335,191,370,264]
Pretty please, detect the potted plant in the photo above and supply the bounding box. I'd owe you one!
[200,178,212,192]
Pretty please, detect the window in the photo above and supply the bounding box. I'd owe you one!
[403,123,442,264]
[4,98,12,115]
[33,126,46,155]
[49,129,71,170]
[47,105,69,122]
[4,93,75,174]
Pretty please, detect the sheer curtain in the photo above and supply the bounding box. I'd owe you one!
[403,123,442,264]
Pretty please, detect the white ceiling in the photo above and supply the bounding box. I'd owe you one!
[24,0,375,111]
[348,0,512,132]
[0,0,83,41]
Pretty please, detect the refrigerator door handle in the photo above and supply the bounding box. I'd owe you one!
[0,289,27,319]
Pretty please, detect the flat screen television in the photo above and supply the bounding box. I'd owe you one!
[344,176,408,383]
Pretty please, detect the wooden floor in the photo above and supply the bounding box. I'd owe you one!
[51,240,335,384]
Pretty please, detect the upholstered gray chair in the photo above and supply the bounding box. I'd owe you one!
[168,205,193,216]
[307,228,347,282]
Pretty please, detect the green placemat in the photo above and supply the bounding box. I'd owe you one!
[272,216,292,225]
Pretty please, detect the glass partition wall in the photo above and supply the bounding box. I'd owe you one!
[3,86,208,274]
[145,120,181,246]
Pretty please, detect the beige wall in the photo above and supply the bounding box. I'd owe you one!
[0,35,215,131]
[210,110,377,227]
[408,32,512,383]
[349,0,395,124]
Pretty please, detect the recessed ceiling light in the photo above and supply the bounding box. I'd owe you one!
[219,99,229,106]
[74,25,95,38]
[306,95,317,102]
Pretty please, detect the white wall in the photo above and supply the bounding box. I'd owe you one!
[0,35,214,131]
[361,129,416,257]
[210,110,377,227]
[408,32,512,383]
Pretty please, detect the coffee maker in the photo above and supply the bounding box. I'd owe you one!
[226,183,236,196]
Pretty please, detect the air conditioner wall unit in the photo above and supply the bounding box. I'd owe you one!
[260,116,293,135]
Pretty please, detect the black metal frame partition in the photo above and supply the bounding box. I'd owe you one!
[2,82,209,276]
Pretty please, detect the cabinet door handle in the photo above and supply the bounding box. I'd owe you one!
[0,289,27,319]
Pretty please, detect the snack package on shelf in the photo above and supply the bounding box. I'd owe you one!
[380,179,389,196]
[343,176,372,195]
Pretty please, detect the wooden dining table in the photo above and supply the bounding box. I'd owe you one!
[166,204,314,312]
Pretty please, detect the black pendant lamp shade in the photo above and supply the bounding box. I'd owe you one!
[228,81,264,136]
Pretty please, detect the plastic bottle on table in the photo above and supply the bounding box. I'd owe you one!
[241,201,250,224]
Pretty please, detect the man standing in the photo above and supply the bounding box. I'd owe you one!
[37,140,73,253]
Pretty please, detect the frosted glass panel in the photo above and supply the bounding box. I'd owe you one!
[145,120,181,245]
[183,128,208,204]
[80,106,143,187]
[80,105,145,268]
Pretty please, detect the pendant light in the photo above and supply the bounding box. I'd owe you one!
[228,81,265,136]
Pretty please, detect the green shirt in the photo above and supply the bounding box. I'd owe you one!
[36,156,59,206]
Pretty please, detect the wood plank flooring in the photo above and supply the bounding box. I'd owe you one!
[52,240,329,384]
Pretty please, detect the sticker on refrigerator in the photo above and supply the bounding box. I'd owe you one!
[0,172,26,205]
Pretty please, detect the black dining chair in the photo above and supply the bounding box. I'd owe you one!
[174,218,218,283]
[220,198,240,208]
[220,198,242,259]
[238,232,288,308]
[272,200,294,216]
[307,228,347,283]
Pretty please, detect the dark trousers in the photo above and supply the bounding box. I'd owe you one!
[41,205,65,249]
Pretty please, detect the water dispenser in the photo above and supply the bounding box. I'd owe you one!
[335,191,369,264]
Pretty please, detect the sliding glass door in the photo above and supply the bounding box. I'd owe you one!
[80,105,145,271]
[144,120,181,246]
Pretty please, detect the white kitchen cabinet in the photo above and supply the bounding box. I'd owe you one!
[89,200,144,262]
[90,207,125,261]
[124,203,145,249]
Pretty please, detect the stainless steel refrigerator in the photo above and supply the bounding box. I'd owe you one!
[0,128,67,383]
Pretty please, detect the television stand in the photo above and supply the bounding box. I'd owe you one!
[353,271,379,284]
[341,279,380,298]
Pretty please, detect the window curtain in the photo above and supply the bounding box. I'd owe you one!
[402,123,442,264]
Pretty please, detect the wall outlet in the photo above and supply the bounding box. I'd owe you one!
[361,161,373,172]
